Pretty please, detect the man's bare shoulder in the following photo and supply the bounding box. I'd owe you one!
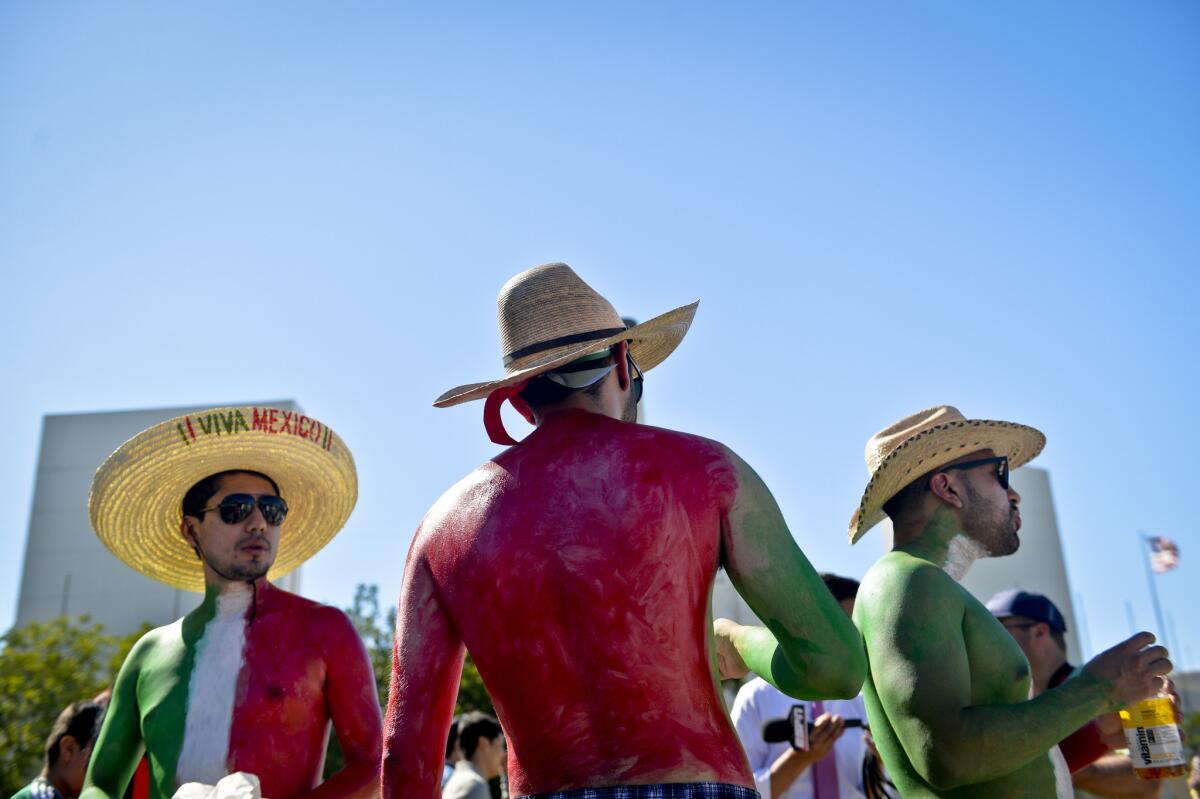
[858,552,966,623]
[418,461,508,538]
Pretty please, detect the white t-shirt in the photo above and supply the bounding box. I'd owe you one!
[730,677,872,799]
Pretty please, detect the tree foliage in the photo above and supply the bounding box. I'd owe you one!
[325,584,495,777]
[0,616,145,796]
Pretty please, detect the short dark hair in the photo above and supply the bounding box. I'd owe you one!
[517,374,607,413]
[1049,627,1067,653]
[457,711,502,759]
[820,573,860,603]
[446,714,461,758]
[46,699,105,767]
[182,470,281,520]
[882,474,930,520]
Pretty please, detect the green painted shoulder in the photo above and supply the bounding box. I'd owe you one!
[856,552,965,626]
[123,617,187,668]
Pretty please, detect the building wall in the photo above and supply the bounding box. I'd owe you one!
[17,402,302,637]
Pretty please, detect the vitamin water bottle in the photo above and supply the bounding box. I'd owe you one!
[1120,695,1186,780]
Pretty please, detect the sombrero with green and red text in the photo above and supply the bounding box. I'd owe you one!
[434,262,698,408]
[88,406,357,593]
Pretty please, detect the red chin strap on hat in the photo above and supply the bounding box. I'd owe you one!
[483,381,533,445]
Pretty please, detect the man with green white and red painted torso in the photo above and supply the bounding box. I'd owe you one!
[82,408,381,799]
[850,406,1174,798]
[383,264,867,799]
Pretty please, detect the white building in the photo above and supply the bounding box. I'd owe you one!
[16,402,302,637]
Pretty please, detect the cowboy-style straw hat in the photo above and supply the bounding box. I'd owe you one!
[434,262,698,408]
[89,406,357,592]
[848,405,1045,544]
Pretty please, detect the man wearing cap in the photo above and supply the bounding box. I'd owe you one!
[988,589,1164,798]
[383,263,866,799]
[82,406,382,799]
[849,406,1173,798]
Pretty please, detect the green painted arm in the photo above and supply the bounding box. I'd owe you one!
[859,561,1110,790]
[82,638,147,799]
[718,448,866,699]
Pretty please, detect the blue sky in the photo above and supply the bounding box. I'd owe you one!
[2,2,1197,669]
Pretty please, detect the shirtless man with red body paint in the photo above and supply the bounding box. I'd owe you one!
[82,407,381,799]
[383,264,866,799]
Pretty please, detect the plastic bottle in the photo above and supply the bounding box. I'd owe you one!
[1120,695,1186,780]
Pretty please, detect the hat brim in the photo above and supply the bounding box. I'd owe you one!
[848,419,1045,544]
[88,407,357,592]
[433,301,698,408]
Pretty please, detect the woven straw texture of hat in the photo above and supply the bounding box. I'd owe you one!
[89,406,357,592]
[848,407,1045,544]
[435,262,697,407]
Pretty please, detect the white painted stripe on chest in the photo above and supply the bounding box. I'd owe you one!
[176,585,252,785]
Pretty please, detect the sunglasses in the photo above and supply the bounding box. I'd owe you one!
[937,455,1010,490]
[200,493,289,526]
[628,353,644,404]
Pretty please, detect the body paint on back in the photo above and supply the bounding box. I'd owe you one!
[387,409,751,797]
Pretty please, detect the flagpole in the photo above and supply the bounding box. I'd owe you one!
[1139,531,1171,656]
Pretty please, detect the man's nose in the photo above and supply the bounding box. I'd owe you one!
[244,503,268,532]
[1007,486,1021,505]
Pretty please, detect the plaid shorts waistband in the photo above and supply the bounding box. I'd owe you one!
[517,783,759,799]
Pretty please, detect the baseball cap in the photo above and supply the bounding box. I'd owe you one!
[986,589,1067,633]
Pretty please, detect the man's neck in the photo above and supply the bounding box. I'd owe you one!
[200,578,259,610]
[1032,655,1070,696]
[893,507,965,564]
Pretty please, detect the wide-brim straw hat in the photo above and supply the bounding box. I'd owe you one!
[89,406,357,592]
[434,262,698,407]
[848,405,1045,544]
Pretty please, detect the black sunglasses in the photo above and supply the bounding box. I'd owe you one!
[628,353,644,404]
[937,455,1009,490]
[200,493,289,526]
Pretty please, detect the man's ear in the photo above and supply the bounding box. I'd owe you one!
[58,733,80,763]
[928,472,964,509]
[614,340,631,390]
[180,517,202,558]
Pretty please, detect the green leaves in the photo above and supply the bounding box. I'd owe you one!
[0,616,145,795]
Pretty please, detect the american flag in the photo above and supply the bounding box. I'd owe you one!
[1148,536,1180,574]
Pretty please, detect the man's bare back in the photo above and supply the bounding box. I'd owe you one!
[387,410,752,796]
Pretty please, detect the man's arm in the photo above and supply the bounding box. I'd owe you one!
[301,606,383,799]
[82,638,147,799]
[381,531,466,799]
[860,562,1168,790]
[1072,754,1164,798]
[716,448,865,699]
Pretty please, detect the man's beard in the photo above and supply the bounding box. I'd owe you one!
[621,387,639,423]
[962,481,1020,556]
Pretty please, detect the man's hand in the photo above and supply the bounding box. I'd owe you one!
[805,712,845,761]
[768,713,846,797]
[1081,632,1172,710]
[713,618,750,680]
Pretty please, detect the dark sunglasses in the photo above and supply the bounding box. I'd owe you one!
[937,455,1009,490]
[200,493,289,526]
[628,353,644,404]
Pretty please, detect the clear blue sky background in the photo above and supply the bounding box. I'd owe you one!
[3,2,1197,668]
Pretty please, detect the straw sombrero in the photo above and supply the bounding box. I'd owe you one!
[89,406,357,592]
[848,405,1045,544]
[434,261,697,409]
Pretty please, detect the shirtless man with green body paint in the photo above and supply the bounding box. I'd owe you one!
[848,407,1173,799]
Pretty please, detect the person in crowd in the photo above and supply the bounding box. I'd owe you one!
[732,573,895,799]
[443,713,505,799]
[852,405,1173,798]
[11,699,107,799]
[988,589,1165,798]
[383,263,865,799]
